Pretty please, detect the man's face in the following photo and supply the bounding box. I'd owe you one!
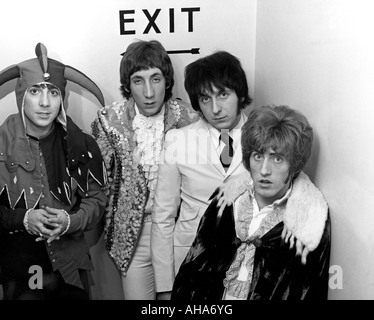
[198,85,241,131]
[130,67,166,117]
[23,83,61,138]
[250,147,291,207]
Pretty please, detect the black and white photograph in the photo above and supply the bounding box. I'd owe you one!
[0,0,372,307]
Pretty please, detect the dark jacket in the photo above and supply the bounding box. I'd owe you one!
[0,114,107,289]
[172,194,331,300]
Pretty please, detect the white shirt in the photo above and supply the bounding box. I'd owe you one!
[133,103,165,216]
[223,182,292,300]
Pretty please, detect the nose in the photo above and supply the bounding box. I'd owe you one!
[260,158,271,176]
[211,98,222,115]
[39,89,50,107]
[144,80,154,98]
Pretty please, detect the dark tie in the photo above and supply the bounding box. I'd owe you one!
[219,131,234,171]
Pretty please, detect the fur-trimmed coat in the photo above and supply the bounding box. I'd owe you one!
[172,173,331,300]
[91,97,199,276]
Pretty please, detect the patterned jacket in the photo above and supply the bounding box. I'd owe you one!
[91,97,199,276]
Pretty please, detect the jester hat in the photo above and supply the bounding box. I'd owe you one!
[0,43,105,115]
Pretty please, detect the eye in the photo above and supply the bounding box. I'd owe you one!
[152,77,161,83]
[273,156,283,163]
[199,96,210,104]
[28,87,40,95]
[131,78,142,85]
[220,91,229,99]
[49,89,60,97]
[252,153,263,161]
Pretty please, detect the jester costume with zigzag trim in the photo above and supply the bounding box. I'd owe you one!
[0,114,107,290]
[0,43,107,294]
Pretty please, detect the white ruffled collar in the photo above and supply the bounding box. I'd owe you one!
[132,104,165,211]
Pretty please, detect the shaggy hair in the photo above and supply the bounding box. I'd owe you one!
[241,105,313,182]
[184,51,252,112]
[119,40,174,101]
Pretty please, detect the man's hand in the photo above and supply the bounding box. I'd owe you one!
[35,206,69,243]
[26,208,57,238]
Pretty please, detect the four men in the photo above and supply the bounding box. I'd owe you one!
[0,42,330,300]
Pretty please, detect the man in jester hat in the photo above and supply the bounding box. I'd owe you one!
[0,43,107,300]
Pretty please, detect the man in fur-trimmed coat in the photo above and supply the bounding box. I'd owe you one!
[172,105,331,300]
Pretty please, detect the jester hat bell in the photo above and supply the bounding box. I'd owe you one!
[0,42,105,114]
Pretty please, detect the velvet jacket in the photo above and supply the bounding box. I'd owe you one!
[91,97,199,276]
[0,114,107,289]
[172,175,331,300]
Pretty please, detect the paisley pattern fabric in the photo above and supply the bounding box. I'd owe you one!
[91,97,199,276]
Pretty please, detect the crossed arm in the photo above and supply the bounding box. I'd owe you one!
[0,178,107,243]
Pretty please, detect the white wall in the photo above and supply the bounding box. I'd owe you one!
[0,0,257,299]
[0,0,256,129]
[255,0,374,299]
[2,0,373,302]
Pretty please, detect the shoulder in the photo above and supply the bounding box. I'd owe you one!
[284,172,329,252]
[0,114,23,156]
[241,111,248,123]
[66,117,103,158]
[0,113,19,130]
[165,118,205,138]
[92,99,135,134]
[166,99,200,129]
[96,100,132,120]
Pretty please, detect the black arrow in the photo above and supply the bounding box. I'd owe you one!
[167,48,200,55]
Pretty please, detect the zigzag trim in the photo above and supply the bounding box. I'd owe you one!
[12,189,26,209]
[0,184,12,208]
[0,184,43,209]
[66,164,106,195]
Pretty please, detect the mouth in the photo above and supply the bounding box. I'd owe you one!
[258,180,272,185]
[37,112,51,117]
[213,116,227,121]
[144,102,156,106]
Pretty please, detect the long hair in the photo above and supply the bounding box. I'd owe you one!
[119,40,174,101]
[241,105,313,181]
[184,51,252,112]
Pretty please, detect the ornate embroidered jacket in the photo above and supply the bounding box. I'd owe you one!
[91,97,199,276]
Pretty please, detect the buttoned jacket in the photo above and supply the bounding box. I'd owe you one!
[151,114,248,292]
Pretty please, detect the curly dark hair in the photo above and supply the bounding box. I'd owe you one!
[241,105,313,182]
[184,51,252,112]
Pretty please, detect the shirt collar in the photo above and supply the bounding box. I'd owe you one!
[207,112,246,150]
[248,179,293,210]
